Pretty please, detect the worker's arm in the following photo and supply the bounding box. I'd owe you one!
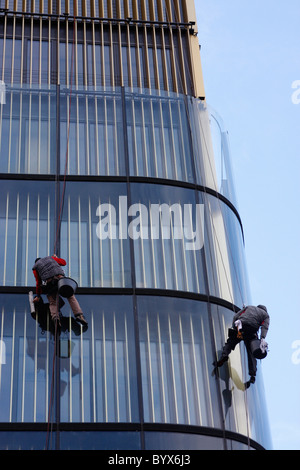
[52,254,67,266]
[32,269,42,298]
[260,315,270,339]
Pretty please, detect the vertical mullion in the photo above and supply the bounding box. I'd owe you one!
[88,196,93,286]
[167,314,178,423]
[78,195,82,285]
[13,194,20,286]
[34,308,38,422]
[69,316,73,421]
[157,313,166,422]
[21,310,27,422]
[98,197,103,285]
[91,311,96,421]
[25,193,30,285]
[113,98,119,174]
[9,309,15,422]
[148,200,157,288]
[158,101,167,179]
[7,92,13,173]
[158,206,168,289]
[190,314,202,425]
[109,197,114,286]
[85,95,90,174]
[80,326,84,422]
[94,97,100,175]
[179,314,190,424]
[146,312,154,421]
[3,193,9,285]
[113,312,120,422]
[0,309,4,395]
[102,311,108,421]
[124,313,131,421]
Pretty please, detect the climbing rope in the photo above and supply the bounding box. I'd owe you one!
[46,14,76,450]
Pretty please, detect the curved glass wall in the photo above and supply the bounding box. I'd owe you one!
[0,85,239,206]
[0,293,271,450]
[0,179,249,306]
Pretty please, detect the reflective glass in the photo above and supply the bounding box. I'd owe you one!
[145,432,224,451]
[130,183,206,293]
[0,85,57,174]
[0,294,55,423]
[126,92,194,182]
[60,87,126,176]
[59,295,139,424]
[0,293,139,425]
[60,430,141,450]
[60,181,131,288]
[202,192,250,307]
[137,296,221,428]
[0,180,55,286]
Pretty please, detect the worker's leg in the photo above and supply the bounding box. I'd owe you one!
[216,334,241,367]
[67,295,88,326]
[47,292,60,322]
[244,339,257,378]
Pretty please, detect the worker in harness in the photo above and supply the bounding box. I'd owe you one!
[215,305,270,386]
[32,255,88,328]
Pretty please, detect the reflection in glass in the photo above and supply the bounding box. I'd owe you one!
[138,296,221,428]
[60,88,126,176]
[0,294,139,426]
[60,182,131,288]
[0,86,56,174]
[0,295,54,423]
[0,180,55,286]
[126,92,194,182]
[60,295,139,423]
[203,193,250,307]
[130,183,206,294]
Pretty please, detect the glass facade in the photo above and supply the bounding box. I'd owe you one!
[0,1,271,451]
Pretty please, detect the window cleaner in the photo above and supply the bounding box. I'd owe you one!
[214,305,270,387]
[32,255,88,328]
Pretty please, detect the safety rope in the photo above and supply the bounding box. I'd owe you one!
[46,14,76,450]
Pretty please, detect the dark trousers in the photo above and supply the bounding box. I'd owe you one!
[222,327,258,377]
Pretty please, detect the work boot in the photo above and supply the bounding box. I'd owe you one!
[245,376,256,389]
[214,355,228,368]
[75,313,88,327]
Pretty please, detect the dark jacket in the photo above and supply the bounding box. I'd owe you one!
[32,256,66,295]
[232,305,270,338]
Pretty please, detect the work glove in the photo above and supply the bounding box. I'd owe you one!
[260,338,268,353]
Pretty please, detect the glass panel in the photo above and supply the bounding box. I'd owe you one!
[60,181,131,288]
[130,183,206,294]
[145,432,224,450]
[0,180,55,286]
[61,430,141,450]
[0,294,55,423]
[60,87,126,176]
[203,193,250,307]
[138,296,221,428]
[0,85,56,174]
[60,295,139,423]
[126,92,194,183]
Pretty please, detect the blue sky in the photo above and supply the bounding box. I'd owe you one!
[195,0,300,450]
